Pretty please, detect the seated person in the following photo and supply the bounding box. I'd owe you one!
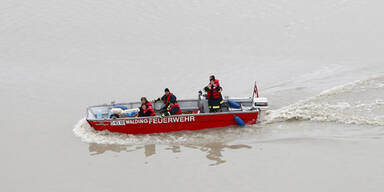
[162,101,182,117]
[138,104,156,117]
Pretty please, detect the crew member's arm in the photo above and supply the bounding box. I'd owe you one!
[204,86,209,92]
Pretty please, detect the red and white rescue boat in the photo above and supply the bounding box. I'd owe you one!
[86,83,268,135]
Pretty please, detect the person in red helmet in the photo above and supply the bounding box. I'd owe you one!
[204,75,223,112]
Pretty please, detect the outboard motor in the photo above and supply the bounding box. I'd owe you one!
[252,97,268,110]
[251,81,268,110]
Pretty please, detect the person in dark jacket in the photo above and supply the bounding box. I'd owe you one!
[138,104,156,117]
[204,76,223,112]
[162,101,182,117]
[154,88,177,113]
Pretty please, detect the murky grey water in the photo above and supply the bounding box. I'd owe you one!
[1,0,384,191]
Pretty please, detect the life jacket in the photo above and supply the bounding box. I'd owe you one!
[169,103,182,115]
[214,79,220,86]
[162,93,173,106]
[145,101,153,108]
[206,84,222,100]
[143,105,156,116]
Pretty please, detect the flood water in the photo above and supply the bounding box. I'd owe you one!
[1,0,384,191]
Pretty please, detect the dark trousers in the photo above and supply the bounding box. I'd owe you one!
[208,98,223,113]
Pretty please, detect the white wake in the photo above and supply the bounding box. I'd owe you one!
[264,76,384,126]
[73,118,260,145]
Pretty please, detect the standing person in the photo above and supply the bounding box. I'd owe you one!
[204,76,223,112]
[154,88,177,113]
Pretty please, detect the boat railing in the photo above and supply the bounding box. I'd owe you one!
[86,97,264,120]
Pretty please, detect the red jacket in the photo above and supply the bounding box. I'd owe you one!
[145,101,155,116]
[140,107,155,116]
[169,103,182,115]
[205,84,222,100]
[145,101,153,108]
[214,79,220,86]
[140,102,155,116]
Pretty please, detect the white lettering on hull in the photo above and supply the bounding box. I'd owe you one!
[110,116,196,126]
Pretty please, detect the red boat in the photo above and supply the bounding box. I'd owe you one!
[86,83,268,135]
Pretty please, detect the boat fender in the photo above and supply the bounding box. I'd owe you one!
[234,116,245,127]
[228,100,241,109]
